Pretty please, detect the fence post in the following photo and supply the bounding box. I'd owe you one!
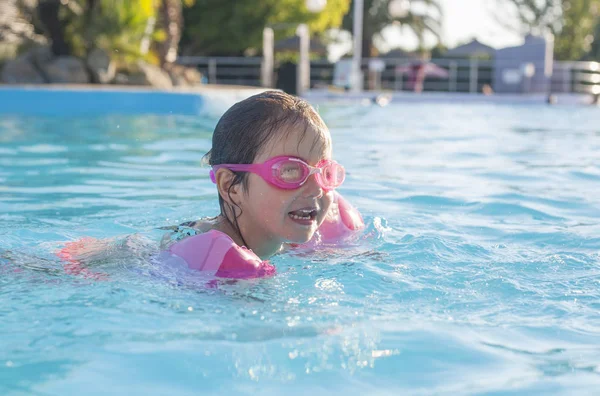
[296,24,310,96]
[449,61,457,92]
[351,0,364,92]
[469,59,478,93]
[208,58,217,84]
[563,65,571,93]
[261,27,274,88]
[394,65,403,91]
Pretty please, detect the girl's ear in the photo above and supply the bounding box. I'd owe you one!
[215,168,242,206]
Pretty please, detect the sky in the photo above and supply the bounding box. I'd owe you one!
[330,0,527,59]
[438,0,524,49]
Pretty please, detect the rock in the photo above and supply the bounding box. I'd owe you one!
[0,55,45,84]
[166,64,188,87]
[127,61,172,89]
[0,46,55,84]
[165,64,188,87]
[112,73,129,85]
[43,56,90,84]
[164,64,203,87]
[25,46,53,68]
[86,48,115,84]
[183,66,203,85]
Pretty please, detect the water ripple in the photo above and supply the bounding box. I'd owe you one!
[1,103,600,394]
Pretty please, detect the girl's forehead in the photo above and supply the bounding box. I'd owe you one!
[260,124,331,161]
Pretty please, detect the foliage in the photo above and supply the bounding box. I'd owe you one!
[495,0,600,60]
[493,0,562,36]
[341,0,443,57]
[181,0,350,56]
[555,0,600,60]
[429,42,448,58]
[28,0,193,67]
[584,16,600,60]
[61,0,159,65]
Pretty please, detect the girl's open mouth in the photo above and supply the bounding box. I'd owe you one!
[288,207,318,223]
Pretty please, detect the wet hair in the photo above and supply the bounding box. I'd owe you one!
[204,90,330,246]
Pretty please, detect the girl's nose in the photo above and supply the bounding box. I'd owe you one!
[302,173,324,199]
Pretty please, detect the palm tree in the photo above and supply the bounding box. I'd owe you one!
[157,0,183,66]
[157,0,196,67]
[342,0,442,57]
[37,0,71,56]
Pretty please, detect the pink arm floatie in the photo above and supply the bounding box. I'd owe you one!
[56,194,362,280]
[167,193,363,277]
[315,191,365,243]
[167,229,276,279]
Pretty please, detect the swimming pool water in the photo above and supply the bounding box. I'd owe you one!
[1,98,600,395]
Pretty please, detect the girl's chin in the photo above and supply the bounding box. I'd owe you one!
[285,229,317,244]
[284,216,319,242]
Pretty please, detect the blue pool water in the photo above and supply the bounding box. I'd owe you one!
[1,92,600,395]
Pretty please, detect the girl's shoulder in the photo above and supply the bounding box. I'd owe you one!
[160,217,219,248]
[177,218,216,233]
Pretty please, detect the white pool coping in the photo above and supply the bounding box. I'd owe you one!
[303,89,597,106]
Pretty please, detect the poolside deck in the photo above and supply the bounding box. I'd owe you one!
[303,89,597,106]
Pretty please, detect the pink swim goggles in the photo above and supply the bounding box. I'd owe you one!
[209,156,345,190]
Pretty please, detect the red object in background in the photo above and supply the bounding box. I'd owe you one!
[396,62,449,93]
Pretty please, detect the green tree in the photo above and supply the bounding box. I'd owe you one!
[37,0,72,56]
[181,0,350,56]
[156,0,195,66]
[585,16,600,60]
[496,0,600,60]
[29,0,193,66]
[555,0,600,60]
[62,0,158,64]
[341,0,443,58]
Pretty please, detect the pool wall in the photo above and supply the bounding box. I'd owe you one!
[1,85,594,118]
[0,85,268,116]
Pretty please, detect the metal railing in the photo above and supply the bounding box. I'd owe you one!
[355,57,494,93]
[178,56,263,86]
[551,61,600,95]
[177,55,600,95]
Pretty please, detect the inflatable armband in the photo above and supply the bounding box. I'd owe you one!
[313,191,365,244]
[168,230,275,279]
[57,193,362,280]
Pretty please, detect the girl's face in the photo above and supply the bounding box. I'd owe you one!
[238,123,334,253]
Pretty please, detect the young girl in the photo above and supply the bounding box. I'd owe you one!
[59,91,363,279]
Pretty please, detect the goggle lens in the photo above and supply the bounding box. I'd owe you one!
[321,162,345,188]
[273,161,307,184]
[273,159,345,189]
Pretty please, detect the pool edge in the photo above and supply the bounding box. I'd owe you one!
[0,84,271,116]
